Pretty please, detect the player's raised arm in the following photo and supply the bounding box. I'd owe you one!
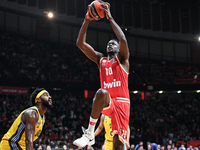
[76,10,103,65]
[102,2,129,62]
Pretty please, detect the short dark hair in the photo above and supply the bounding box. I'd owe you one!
[30,88,45,106]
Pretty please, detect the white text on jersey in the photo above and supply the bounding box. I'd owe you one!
[104,79,121,89]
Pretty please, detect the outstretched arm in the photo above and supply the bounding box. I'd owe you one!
[94,114,104,136]
[102,2,129,61]
[76,10,104,65]
[23,109,39,150]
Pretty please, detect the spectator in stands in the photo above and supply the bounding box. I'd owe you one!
[147,142,158,150]
[130,144,135,150]
[187,145,193,150]
[166,144,172,150]
[173,147,178,150]
[178,145,186,150]
[139,146,144,150]
[135,141,143,150]
[168,140,173,147]
[161,145,165,150]
[46,145,52,150]
[37,145,44,150]
[157,144,161,150]
[63,144,68,150]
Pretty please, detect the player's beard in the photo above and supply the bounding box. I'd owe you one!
[42,99,53,108]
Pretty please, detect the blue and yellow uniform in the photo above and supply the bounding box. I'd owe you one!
[104,116,113,150]
[103,116,127,150]
[0,106,45,150]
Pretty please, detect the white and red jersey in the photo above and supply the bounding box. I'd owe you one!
[100,56,129,99]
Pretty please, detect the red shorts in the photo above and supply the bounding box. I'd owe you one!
[101,96,130,143]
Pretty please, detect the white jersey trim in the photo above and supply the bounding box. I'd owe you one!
[116,100,130,103]
[116,56,129,74]
[113,130,126,144]
[116,97,130,102]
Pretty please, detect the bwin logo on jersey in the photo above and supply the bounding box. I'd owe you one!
[104,79,121,89]
[112,59,117,64]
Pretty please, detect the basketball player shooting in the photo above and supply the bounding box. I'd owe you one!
[73,1,130,150]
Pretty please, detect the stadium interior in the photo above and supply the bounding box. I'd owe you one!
[0,0,200,149]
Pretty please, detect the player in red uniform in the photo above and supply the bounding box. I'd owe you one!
[73,1,130,150]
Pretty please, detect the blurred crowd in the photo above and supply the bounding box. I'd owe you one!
[0,90,200,150]
[0,31,99,87]
[0,31,200,89]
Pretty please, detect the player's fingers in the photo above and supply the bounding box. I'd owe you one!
[106,14,109,20]
[105,2,110,9]
[101,2,109,9]
[87,5,90,11]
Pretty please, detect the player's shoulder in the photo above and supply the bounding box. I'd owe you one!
[22,107,39,124]
[24,108,39,119]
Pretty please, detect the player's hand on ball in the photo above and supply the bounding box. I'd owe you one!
[85,6,95,21]
[101,2,112,20]
[88,0,105,20]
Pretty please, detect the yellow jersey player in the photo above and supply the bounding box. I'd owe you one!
[0,88,53,150]
[94,114,130,150]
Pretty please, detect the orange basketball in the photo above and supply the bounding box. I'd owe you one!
[88,0,105,20]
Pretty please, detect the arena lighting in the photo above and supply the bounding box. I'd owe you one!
[44,11,54,19]
[130,90,200,95]
[133,91,138,94]
[47,12,54,18]
[198,36,200,41]
[123,27,131,32]
[159,90,163,94]
[177,90,181,93]
[53,88,61,90]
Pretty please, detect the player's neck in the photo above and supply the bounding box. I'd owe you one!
[36,105,47,116]
[107,52,117,60]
